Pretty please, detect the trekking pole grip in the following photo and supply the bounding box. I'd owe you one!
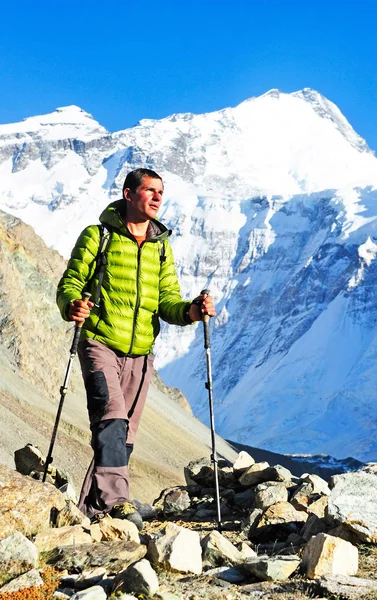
[70,292,91,355]
[200,289,211,349]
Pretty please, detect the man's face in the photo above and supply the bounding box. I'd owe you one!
[124,176,164,222]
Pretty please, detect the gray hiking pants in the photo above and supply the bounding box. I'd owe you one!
[77,339,154,519]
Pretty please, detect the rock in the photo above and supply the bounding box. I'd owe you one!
[132,500,158,520]
[301,533,358,579]
[327,471,377,542]
[260,501,309,526]
[163,488,191,517]
[217,465,237,488]
[56,501,90,528]
[252,501,308,541]
[306,495,328,517]
[59,482,78,505]
[239,508,263,539]
[204,565,245,583]
[14,443,46,475]
[0,568,43,592]
[60,574,80,587]
[49,540,146,574]
[53,588,76,599]
[241,579,311,596]
[89,515,140,543]
[74,568,107,591]
[357,463,377,475]
[290,474,330,511]
[148,522,202,575]
[0,464,65,536]
[233,451,255,474]
[301,514,328,542]
[242,554,301,581]
[286,532,304,547]
[34,525,92,552]
[327,524,360,545]
[54,468,73,490]
[238,542,257,560]
[201,530,244,567]
[254,482,289,509]
[152,485,198,515]
[261,465,294,483]
[194,507,216,520]
[300,473,330,493]
[316,574,377,600]
[221,488,236,503]
[112,559,159,597]
[233,488,255,508]
[184,457,214,486]
[0,531,38,577]
[184,457,232,488]
[238,462,270,486]
[14,444,72,491]
[70,586,107,599]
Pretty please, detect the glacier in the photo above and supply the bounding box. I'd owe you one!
[0,88,377,462]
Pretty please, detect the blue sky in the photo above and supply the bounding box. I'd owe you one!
[1,0,376,150]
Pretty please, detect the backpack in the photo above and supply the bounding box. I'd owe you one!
[89,224,166,308]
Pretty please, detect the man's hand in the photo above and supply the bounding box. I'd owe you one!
[68,298,94,323]
[188,292,216,322]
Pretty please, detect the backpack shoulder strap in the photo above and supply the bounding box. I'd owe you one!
[159,239,166,264]
[92,224,112,307]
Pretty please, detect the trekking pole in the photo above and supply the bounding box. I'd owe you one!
[42,292,91,483]
[200,288,222,530]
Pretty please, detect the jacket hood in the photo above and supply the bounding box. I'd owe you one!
[99,199,172,240]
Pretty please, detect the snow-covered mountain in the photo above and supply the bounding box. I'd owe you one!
[1,88,377,462]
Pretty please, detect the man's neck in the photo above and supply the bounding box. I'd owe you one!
[126,220,149,236]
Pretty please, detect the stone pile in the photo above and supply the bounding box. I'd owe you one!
[1,446,377,599]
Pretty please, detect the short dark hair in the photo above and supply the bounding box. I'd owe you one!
[122,168,163,194]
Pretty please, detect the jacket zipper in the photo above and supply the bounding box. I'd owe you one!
[128,243,142,354]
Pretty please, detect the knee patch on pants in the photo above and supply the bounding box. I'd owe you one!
[92,419,129,467]
[85,371,109,422]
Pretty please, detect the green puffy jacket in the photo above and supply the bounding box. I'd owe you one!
[56,199,191,355]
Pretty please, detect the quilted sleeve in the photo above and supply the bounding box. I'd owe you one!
[56,225,100,320]
[158,241,192,326]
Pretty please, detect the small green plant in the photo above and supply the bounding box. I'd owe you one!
[0,571,13,587]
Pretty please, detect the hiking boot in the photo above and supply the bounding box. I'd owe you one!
[110,501,143,531]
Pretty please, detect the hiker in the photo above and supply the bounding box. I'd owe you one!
[56,167,215,526]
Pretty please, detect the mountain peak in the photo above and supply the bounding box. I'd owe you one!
[240,88,372,155]
[261,88,282,99]
[0,105,108,140]
[49,105,95,120]
[24,105,104,128]
[295,87,324,101]
[291,89,372,154]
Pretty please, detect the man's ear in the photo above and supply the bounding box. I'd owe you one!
[123,188,132,202]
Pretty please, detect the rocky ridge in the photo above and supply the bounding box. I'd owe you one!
[1,445,377,599]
